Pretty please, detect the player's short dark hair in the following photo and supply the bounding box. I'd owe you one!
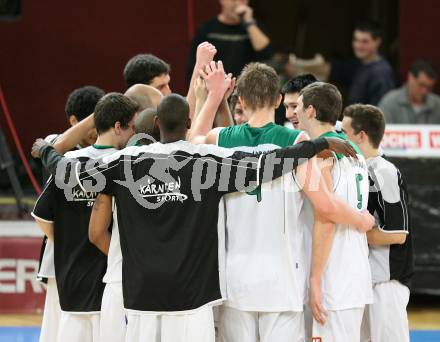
[94,93,139,135]
[354,20,383,40]
[281,74,318,95]
[65,86,105,121]
[343,104,385,148]
[156,94,189,131]
[409,59,438,79]
[300,82,342,125]
[236,62,280,111]
[123,54,170,88]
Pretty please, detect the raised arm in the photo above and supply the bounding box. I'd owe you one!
[187,42,217,121]
[188,61,231,143]
[53,113,95,154]
[89,193,113,255]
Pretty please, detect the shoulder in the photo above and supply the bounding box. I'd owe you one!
[197,18,221,32]
[379,87,404,105]
[373,58,393,72]
[217,125,244,146]
[271,125,305,145]
[64,147,91,158]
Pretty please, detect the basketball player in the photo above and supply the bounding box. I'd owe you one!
[123,54,171,95]
[88,107,161,342]
[342,104,413,342]
[293,83,373,342]
[36,85,104,342]
[33,75,358,341]
[282,74,317,129]
[32,93,138,342]
[189,63,374,342]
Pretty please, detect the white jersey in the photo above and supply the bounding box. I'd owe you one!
[321,154,373,310]
[103,200,122,284]
[222,144,306,312]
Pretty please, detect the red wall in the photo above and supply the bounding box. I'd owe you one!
[400,0,440,92]
[2,0,439,156]
[0,0,218,153]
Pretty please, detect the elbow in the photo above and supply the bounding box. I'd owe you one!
[396,234,407,245]
[88,227,99,246]
[317,200,338,218]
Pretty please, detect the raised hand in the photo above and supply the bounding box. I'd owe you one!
[223,76,236,101]
[196,42,217,68]
[200,61,232,98]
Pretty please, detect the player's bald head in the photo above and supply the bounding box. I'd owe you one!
[156,94,190,132]
[124,84,163,111]
[134,107,160,144]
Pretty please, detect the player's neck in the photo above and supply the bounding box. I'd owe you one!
[94,134,118,149]
[362,145,381,160]
[247,108,275,128]
[160,129,187,144]
[307,122,334,139]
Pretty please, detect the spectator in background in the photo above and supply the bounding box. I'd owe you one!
[188,0,273,80]
[379,59,440,124]
[330,21,395,105]
[123,54,171,95]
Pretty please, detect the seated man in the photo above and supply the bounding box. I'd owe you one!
[379,59,440,124]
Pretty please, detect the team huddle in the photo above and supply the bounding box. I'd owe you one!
[31,41,413,342]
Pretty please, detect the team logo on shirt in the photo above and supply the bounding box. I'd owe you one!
[69,187,98,206]
[138,177,188,203]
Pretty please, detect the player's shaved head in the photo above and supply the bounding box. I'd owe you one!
[134,107,160,144]
[156,94,190,132]
[124,84,163,111]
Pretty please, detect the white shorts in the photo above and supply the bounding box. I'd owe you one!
[125,305,215,342]
[39,278,61,342]
[57,311,100,342]
[312,307,364,342]
[217,306,305,342]
[100,282,126,342]
[361,280,410,342]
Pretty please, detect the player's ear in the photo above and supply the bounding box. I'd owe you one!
[69,115,78,127]
[114,121,121,135]
[186,117,192,130]
[153,115,160,131]
[275,94,283,109]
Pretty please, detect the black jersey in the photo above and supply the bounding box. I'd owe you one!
[32,145,117,312]
[367,155,414,287]
[39,138,329,313]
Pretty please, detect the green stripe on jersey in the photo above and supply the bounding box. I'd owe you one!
[319,131,363,159]
[218,122,302,148]
[218,123,303,201]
